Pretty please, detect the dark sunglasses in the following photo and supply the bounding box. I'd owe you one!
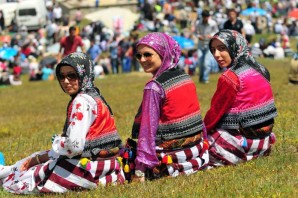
[135,52,155,61]
[57,73,78,82]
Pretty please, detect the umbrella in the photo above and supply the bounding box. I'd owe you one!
[0,47,18,60]
[84,7,140,33]
[46,43,60,54]
[0,35,11,43]
[40,56,57,68]
[288,8,298,19]
[241,7,267,16]
[172,36,195,49]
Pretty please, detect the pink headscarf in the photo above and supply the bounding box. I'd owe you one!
[137,32,181,78]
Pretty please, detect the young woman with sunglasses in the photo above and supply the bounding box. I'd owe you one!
[129,32,209,182]
[0,52,124,194]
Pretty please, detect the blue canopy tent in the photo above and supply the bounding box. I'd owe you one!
[172,36,195,49]
[241,7,267,16]
[0,47,18,60]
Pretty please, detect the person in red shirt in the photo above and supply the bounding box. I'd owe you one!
[59,26,85,59]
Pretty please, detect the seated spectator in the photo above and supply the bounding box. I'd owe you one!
[41,64,54,81]
[273,42,285,59]
[251,43,264,58]
[289,52,298,84]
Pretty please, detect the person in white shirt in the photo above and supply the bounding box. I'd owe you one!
[195,10,219,84]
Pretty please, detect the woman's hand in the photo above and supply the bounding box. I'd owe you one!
[19,153,49,172]
[131,169,145,183]
[19,157,36,171]
[131,175,145,183]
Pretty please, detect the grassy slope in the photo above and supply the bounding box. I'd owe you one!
[0,58,297,197]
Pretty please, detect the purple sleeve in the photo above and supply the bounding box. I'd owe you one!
[135,81,164,171]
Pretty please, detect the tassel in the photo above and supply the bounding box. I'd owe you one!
[124,164,130,173]
[79,158,90,169]
[85,162,91,171]
[167,155,172,164]
[270,133,276,144]
[241,137,248,148]
[129,162,135,170]
[123,151,129,159]
[203,140,209,151]
[116,157,123,167]
[162,155,168,164]
[129,150,133,159]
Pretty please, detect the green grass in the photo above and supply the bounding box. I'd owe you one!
[0,58,297,197]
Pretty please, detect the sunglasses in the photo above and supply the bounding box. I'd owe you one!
[135,52,155,61]
[57,73,78,82]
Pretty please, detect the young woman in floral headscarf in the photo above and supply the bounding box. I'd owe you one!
[0,52,124,194]
[129,32,209,182]
[205,29,277,167]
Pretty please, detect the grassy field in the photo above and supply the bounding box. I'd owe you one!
[0,58,297,197]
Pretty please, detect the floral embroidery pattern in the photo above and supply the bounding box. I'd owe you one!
[70,102,84,125]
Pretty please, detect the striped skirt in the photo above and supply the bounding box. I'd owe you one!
[1,151,125,194]
[145,139,209,179]
[208,129,276,167]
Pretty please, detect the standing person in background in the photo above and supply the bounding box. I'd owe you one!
[53,3,62,25]
[195,10,219,84]
[0,10,5,32]
[223,9,245,38]
[87,38,102,64]
[109,36,119,74]
[205,29,277,167]
[59,26,85,59]
[74,8,83,25]
[129,32,209,182]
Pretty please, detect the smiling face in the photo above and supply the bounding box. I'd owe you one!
[58,66,79,96]
[210,38,232,68]
[136,44,162,75]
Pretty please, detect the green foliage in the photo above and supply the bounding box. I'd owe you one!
[0,59,297,197]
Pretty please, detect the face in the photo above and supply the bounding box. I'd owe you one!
[58,66,79,96]
[210,39,232,68]
[228,11,237,20]
[136,44,162,75]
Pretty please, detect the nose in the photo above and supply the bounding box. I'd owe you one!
[61,77,70,83]
[213,49,220,57]
[139,55,147,62]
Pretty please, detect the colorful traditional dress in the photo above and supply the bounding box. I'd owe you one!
[205,30,277,167]
[129,33,209,180]
[0,53,124,194]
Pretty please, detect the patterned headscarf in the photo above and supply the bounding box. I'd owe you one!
[137,32,181,78]
[209,29,270,81]
[56,52,96,96]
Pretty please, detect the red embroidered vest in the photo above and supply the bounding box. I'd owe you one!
[132,68,203,141]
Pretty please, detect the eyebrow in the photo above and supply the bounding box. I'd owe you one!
[59,71,77,75]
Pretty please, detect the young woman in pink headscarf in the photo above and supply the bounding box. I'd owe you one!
[129,32,209,182]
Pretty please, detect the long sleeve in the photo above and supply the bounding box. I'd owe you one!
[135,82,164,171]
[204,72,239,133]
[50,94,97,158]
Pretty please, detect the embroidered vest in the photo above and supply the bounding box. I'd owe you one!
[64,91,122,157]
[217,66,277,129]
[132,68,203,141]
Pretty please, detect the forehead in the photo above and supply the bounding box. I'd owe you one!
[137,44,155,52]
[210,38,225,48]
[60,65,76,73]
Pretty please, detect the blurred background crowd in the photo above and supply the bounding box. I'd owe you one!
[1,0,298,86]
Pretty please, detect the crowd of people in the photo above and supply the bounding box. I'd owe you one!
[0,0,297,194]
[1,0,298,86]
